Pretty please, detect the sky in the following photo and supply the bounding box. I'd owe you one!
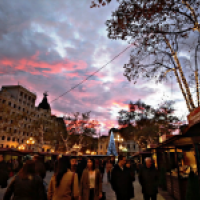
[0,0,191,135]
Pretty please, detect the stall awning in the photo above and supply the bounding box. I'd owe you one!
[0,148,24,156]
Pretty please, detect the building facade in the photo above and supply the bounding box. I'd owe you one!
[0,85,62,152]
[98,136,109,155]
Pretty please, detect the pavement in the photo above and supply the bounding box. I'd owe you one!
[0,172,173,200]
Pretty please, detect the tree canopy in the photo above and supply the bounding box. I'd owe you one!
[117,100,180,148]
[91,0,200,112]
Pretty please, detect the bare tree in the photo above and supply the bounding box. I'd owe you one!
[61,111,100,153]
[91,0,200,112]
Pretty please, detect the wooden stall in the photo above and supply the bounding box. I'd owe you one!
[155,125,200,200]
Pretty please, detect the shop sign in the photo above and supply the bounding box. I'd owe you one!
[187,106,200,127]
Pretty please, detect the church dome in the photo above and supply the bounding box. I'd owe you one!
[38,92,51,110]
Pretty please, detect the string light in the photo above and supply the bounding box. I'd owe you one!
[50,44,133,103]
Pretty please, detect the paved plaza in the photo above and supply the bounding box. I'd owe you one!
[0,172,172,200]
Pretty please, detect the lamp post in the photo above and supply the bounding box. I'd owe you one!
[86,149,91,155]
[18,145,25,151]
[114,134,123,154]
[26,137,35,150]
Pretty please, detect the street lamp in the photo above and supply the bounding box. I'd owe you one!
[86,149,91,155]
[73,143,80,150]
[26,137,35,150]
[18,145,25,151]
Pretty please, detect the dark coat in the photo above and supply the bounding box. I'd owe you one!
[138,164,159,195]
[125,166,135,182]
[3,175,44,200]
[80,168,102,200]
[0,161,9,188]
[35,160,46,180]
[111,164,134,200]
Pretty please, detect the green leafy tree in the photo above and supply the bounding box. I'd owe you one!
[118,100,180,148]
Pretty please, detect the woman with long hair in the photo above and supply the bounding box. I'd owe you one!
[48,156,79,200]
[80,158,102,200]
[3,160,44,200]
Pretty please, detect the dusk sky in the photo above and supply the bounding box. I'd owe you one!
[0,0,190,135]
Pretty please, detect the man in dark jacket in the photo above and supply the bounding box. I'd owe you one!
[0,154,9,188]
[139,157,158,200]
[111,155,134,200]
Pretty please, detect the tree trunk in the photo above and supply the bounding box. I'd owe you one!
[164,36,195,110]
[195,36,200,107]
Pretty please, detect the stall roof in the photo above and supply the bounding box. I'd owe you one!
[0,148,24,156]
[157,132,200,148]
[183,122,200,137]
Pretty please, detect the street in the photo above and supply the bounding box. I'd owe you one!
[0,172,170,200]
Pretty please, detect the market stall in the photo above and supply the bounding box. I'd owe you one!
[156,126,200,200]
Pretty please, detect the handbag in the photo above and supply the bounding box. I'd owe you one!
[71,172,75,200]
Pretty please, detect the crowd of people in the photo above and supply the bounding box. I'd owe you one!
[0,153,159,200]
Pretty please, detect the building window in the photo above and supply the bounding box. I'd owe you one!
[14,104,16,108]
[23,132,25,136]
[9,128,12,132]
[6,145,9,148]
[8,102,11,106]
[23,108,25,112]
[0,116,2,121]
[0,144,3,148]
[28,96,31,100]
[11,120,13,124]
[133,144,135,149]
[23,101,26,104]
[127,144,130,149]
[100,145,102,149]
[18,106,21,110]
[2,100,6,104]
[7,137,11,141]
[2,136,5,140]
[24,94,27,99]
[12,137,15,141]
[20,92,23,96]
[14,129,17,133]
